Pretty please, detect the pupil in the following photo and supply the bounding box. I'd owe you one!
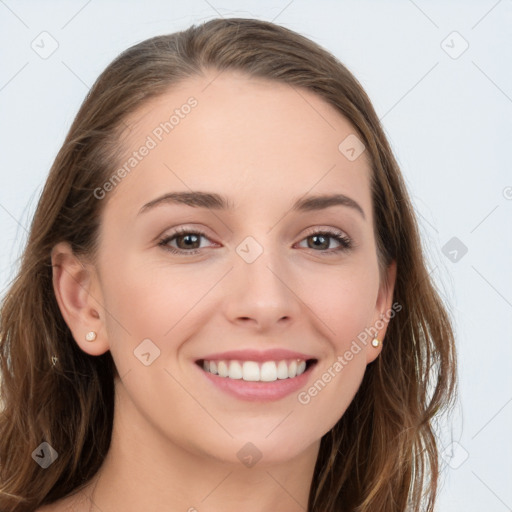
[180,234,198,249]
[311,235,328,249]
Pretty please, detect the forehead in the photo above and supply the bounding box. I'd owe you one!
[107,71,372,219]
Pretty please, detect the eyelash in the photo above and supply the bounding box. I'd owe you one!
[158,227,353,257]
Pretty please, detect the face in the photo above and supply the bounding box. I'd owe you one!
[62,71,395,466]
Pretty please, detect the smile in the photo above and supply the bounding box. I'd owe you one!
[197,358,317,382]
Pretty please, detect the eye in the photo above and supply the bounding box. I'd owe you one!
[158,227,353,256]
[158,227,216,256]
[296,229,353,255]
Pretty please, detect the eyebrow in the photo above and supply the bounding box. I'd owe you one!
[138,191,366,220]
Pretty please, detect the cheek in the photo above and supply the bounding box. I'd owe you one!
[98,251,215,368]
[299,262,379,345]
[296,269,376,428]
[96,253,161,363]
[296,265,378,428]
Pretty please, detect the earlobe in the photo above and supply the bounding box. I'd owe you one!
[51,242,109,356]
[366,260,397,364]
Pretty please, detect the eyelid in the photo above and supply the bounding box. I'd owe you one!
[158,224,351,241]
[301,225,349,238]
[157,224,354,256]
[156,224,216,244]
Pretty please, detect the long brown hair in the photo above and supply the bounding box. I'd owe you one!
[0,17,456,511]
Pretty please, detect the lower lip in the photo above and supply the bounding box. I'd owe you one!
[195,361,317,402]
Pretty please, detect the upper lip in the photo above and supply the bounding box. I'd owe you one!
[196,349,317,363]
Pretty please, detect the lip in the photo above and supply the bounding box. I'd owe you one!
[196,348,316,363]
[194,353,318,402]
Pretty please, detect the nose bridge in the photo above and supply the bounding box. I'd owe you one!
[224,233,301,328]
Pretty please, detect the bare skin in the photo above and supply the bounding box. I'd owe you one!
[44,70,396,511]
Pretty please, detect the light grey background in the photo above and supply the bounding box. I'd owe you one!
[1,1,511,510]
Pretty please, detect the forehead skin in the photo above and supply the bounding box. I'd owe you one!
[100,70,375,260]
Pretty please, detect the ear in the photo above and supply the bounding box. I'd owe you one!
[366,259,397,364]
[51,241,109,356]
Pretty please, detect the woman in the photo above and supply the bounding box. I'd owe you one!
[0,17,457,512]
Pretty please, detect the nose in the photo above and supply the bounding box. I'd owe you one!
[223,249,301,332]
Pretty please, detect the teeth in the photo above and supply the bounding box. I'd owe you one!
[276,360,288,379]
[217,361,229,377]
[201,358,310,381]
[289,359,297,378]
[243,361,260,381]
[260,361,277,382]
[228,360,243,379]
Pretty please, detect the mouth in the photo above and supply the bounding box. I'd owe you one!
[195,358,318,382]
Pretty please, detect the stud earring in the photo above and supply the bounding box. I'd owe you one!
[371,337,380,348]
[85,331,97,342]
